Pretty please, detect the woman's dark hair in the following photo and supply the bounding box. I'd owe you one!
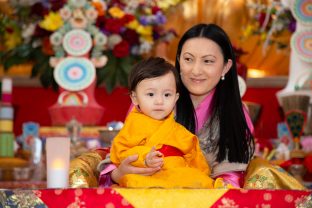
[129,56,180,92]
[175,23,254,163]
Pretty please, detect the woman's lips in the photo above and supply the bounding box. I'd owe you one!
[190,78,205,83]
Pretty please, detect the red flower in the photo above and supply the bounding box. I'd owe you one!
[122,29,139,45]
[105,18,124,33]
[42,37,54,55]
[113,40,129,58]
[96,16,106,29]
[258,12,272,28]
[121,14,135,24]
[31,2,49,17]
[151,6,161,14]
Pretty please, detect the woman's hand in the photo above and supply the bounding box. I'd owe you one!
[111,154,161,184]
[145,146,164,168]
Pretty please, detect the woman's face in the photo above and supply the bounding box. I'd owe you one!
[179,37,232,103]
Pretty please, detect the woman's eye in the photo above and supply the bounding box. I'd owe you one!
[184,57,192,62]
[204,59,214,64]
[147,93,154,96]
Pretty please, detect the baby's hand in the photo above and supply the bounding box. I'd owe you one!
[145,146,164,168]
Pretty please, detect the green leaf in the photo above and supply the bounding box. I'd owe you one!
[15,44,32,58]
[3,55,28,70]
[39,65,55,90]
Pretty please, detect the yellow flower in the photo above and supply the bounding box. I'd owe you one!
[242,25,254,38]
[143,7,152,15]
[39,12,64,31]
[141,35,154,43]
[126,19,140,30]
[260,33,267,41]
[157,0,181,10]
[108,7,125,18]
[4,30,22,50]
[137,25,152,36]
[126,20,152,36]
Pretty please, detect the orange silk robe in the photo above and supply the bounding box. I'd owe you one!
[110,108,214,188]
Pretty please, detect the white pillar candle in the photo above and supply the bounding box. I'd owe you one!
[1,78,12,93]
[46,137,70,188]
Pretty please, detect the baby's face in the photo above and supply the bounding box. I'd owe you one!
[131,72,179,120]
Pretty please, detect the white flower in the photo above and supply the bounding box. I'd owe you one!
[91,55,108,68]
[131,46,140,55]
[49,57,63,68]
[50,32,63,46]
[94,33,108,46]
[69,0,86,8]
[60,7,72,21]
[22,23,36,40]
[107,34,122,49]
[139,41,152,54]
[86,7,98,22]
[124,0,139,14]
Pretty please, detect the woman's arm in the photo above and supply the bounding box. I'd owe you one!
[111,155,161,183]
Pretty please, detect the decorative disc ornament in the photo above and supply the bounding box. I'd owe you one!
[54,57,96,91]
[237,75,247,97]
[291,30,312,62]
[63,29,92,56]
[292,0,312,25]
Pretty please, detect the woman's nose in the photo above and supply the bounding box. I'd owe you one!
[191,61,202,76]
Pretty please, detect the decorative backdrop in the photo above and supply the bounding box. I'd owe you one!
[0,0,184,92]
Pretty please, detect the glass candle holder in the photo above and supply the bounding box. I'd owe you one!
[46,137,70,188]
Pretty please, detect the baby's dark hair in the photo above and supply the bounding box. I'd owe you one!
[128,57,180,92]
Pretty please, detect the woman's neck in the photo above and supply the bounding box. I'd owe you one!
[190,95,207,109]
[190,89,215,108]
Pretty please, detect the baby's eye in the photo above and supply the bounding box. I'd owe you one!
[147,93,154,96]
[164,93,172,97]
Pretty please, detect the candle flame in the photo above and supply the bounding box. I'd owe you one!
[52,159,65,169]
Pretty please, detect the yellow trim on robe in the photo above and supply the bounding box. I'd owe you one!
[114,188,228,208]
[110,108,214,188]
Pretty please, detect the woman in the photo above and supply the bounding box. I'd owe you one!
[70,24,305,189]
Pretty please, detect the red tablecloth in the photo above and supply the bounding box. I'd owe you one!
[1,188,311,208]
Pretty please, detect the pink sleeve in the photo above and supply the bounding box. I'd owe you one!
[243,105,254,134]
[127,103,134,116]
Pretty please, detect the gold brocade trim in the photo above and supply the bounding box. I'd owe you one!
[244,157,306,190]
[296,194,312,208]
[0,190,46,208]
[69,150,104,188]
[114,188,227,208]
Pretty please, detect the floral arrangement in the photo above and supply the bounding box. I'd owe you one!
[242,1,296,52]
[0,0,183,91]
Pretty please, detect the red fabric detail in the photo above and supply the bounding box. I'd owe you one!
[304,154,312,173]
[11,86,131,136]
[36,188,133,208]
[11,86,282,140]
[243,87,284,140]
[280,158,304,170]
[95,147,110,159]
[158,145,184,157]
[211,190,311,207]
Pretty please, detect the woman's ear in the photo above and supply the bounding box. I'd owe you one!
[222,59,233,77]
[130,91,139,105]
